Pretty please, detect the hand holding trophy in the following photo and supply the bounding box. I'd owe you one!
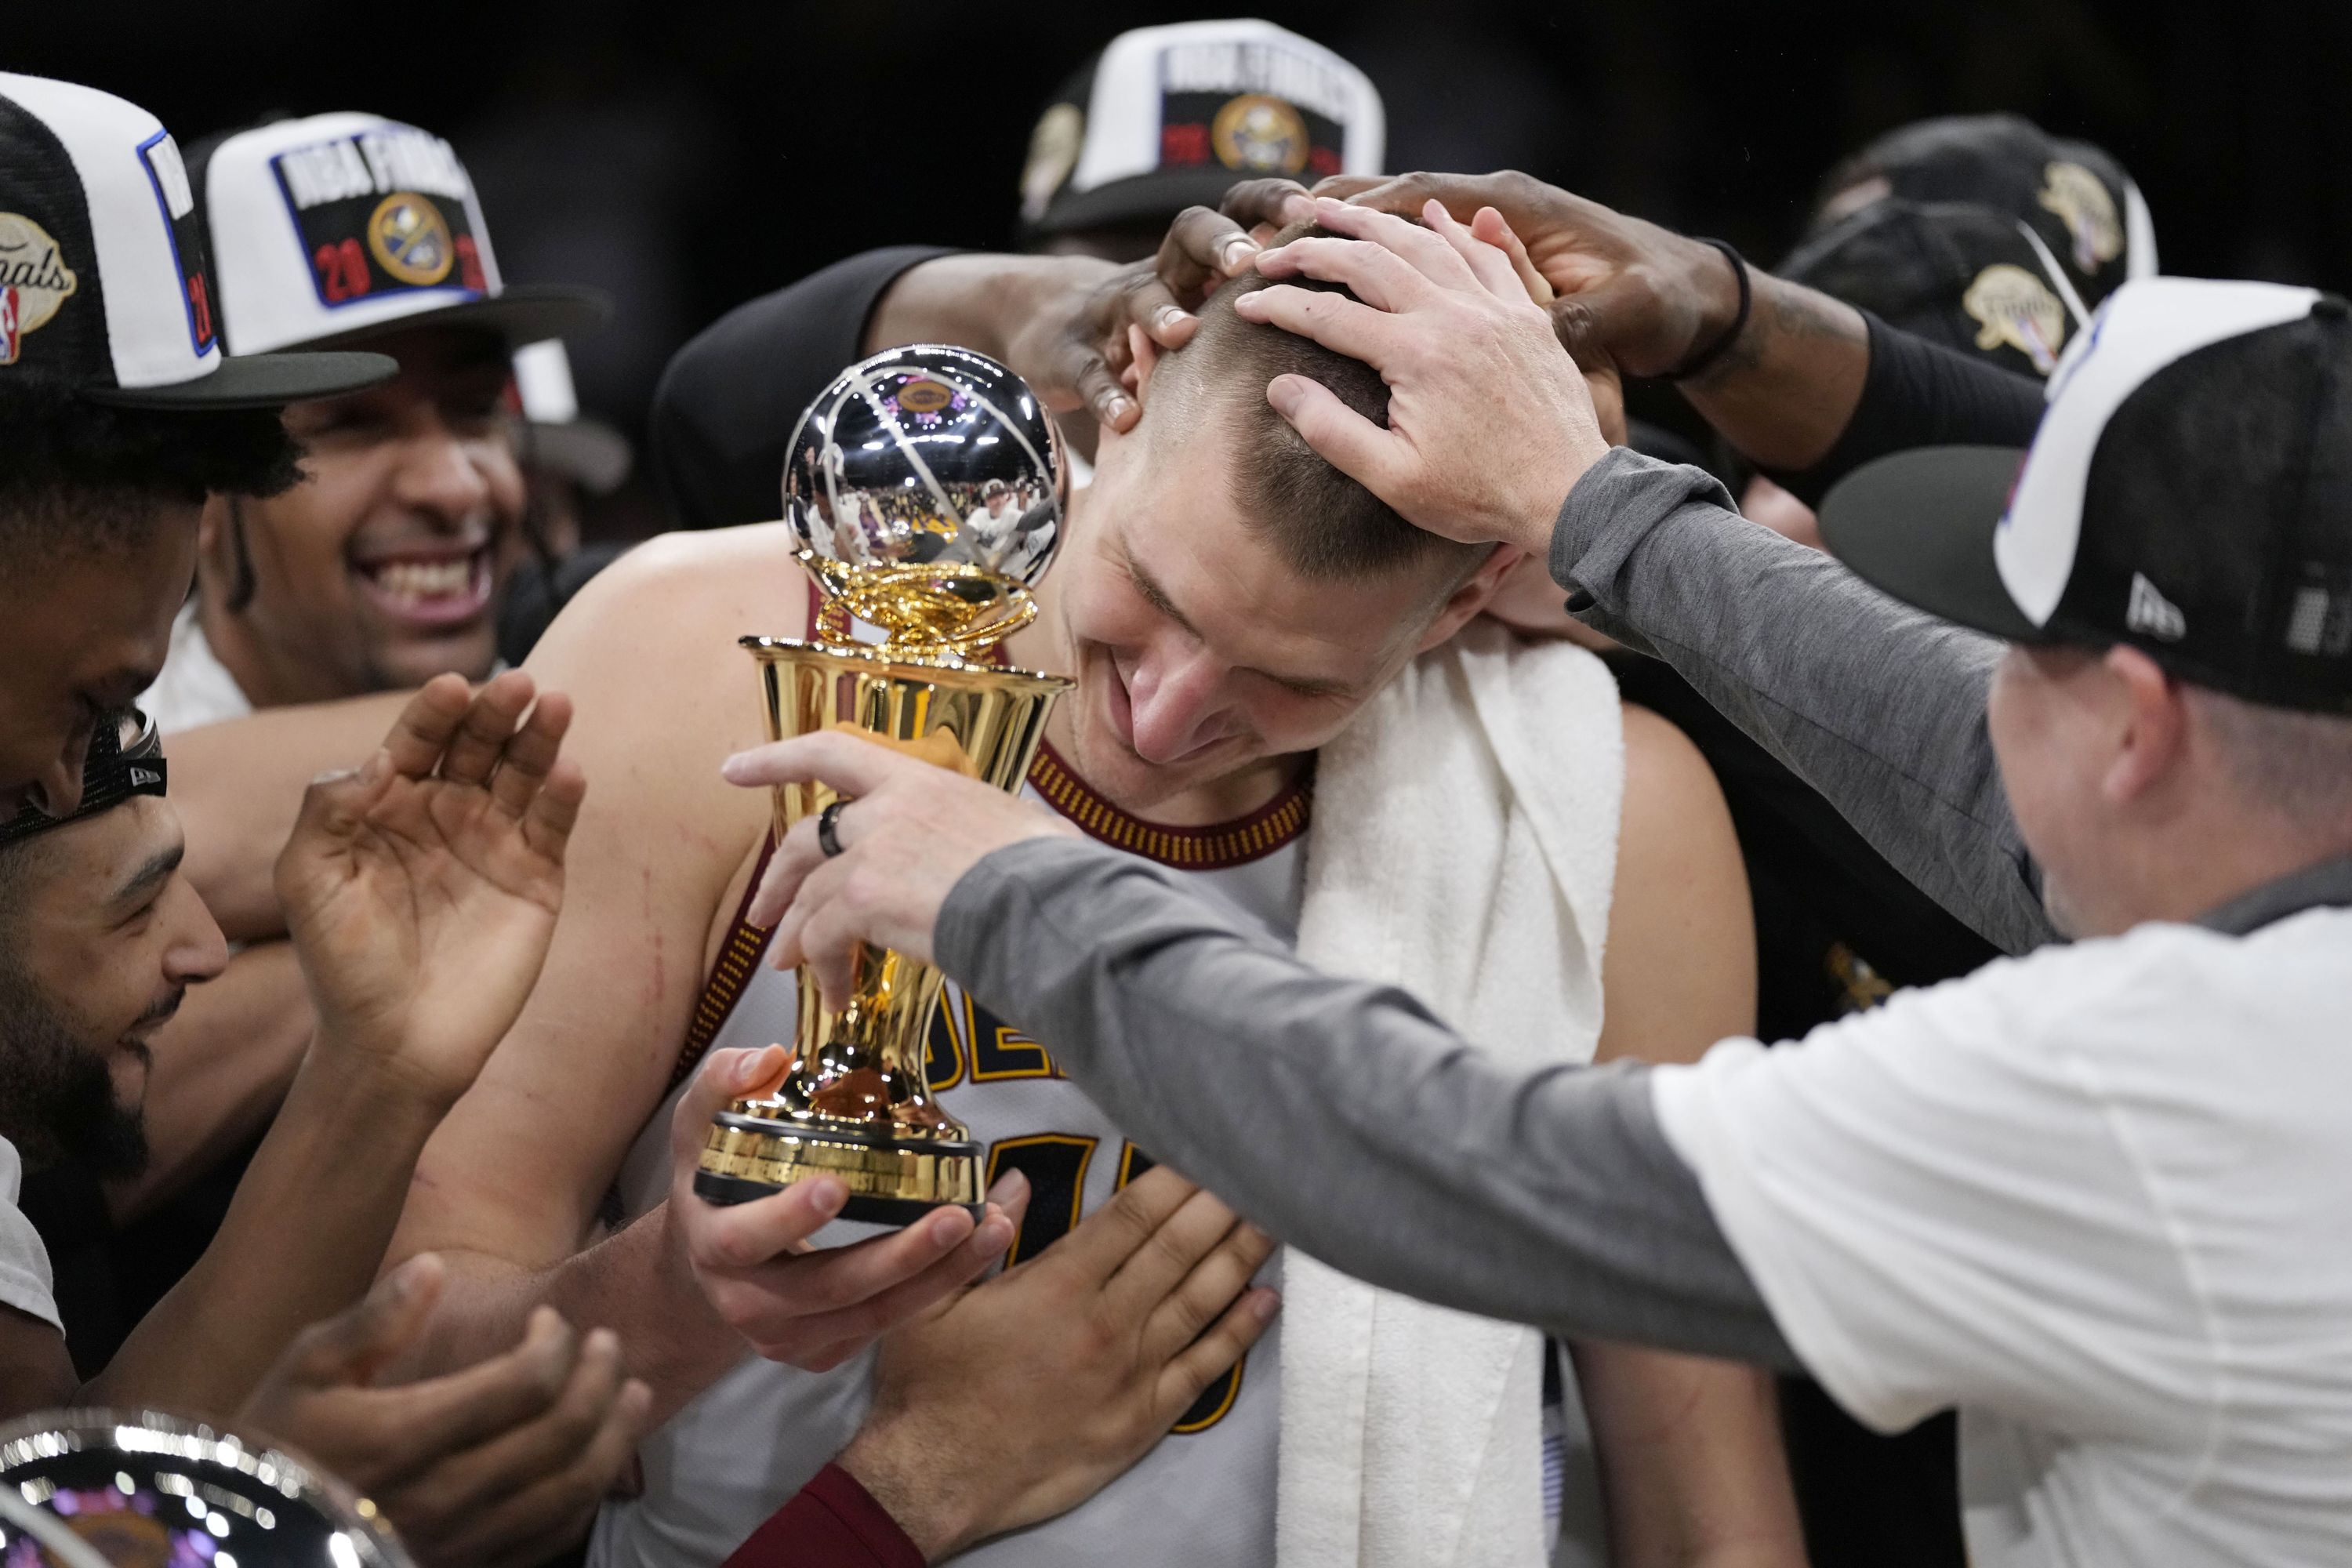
[695,347,1072,1225]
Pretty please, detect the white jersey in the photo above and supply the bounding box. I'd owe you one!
[590,746,1312,1568]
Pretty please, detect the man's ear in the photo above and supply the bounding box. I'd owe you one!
[2101,644,2190,808]
[1413,545,1526,655]
[197,493,230,556]
[1127,323,1163,403]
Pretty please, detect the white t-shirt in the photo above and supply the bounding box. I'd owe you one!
[0,1137,61,1332]
[1652,906,2352,1568]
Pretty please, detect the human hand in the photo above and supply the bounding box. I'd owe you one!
[717,730,1079,1009]
[1338,170,1744,379]
[664,1044,1026,1371]
[1238,195,1612,557]
[839,1167,1279,1559]
[274,672,583,1112]
[238,1254,648,1567]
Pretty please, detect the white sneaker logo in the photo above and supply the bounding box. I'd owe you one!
[2125,572,2186,642]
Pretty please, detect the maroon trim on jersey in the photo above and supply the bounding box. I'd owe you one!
[666,835,779,1096]
[724,1463,922,1568]
[1028,741,1313,870]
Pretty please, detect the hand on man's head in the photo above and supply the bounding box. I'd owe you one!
[1236,196,1613,558]
[1337,170,1746,379]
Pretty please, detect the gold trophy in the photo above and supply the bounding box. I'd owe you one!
[695,345,1072,1225]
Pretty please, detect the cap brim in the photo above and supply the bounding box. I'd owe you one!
[83,350,399,409]
[1817,445,2050,643]
[1034,169,1271,237]
[313,284,612,354]
[524,416,633,495]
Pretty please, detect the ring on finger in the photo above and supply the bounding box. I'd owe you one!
[816,799,850,858]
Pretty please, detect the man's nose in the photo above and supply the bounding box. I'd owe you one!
[392,425,497,525]
[1127,652,1231,764]
[27,746,85,819]
[165,893,232,986]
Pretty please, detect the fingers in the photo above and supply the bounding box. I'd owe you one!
[519,757,588,866]
[750,813,829,932]
[1046,1165,1199,1283]
[1472,206,1553,306]
[1252,235,1434,314]
[1219,176,1316,231]
[378,674,476,777]
[722,729,915,800]
[793,884,870,1012]
[426,1377,649,1566]
[1158,205,1263,305]
[1154,1288,1280,1428]
[486,688,574,820]
[1261,372,1407,496]
[1425,199,1534,303]
[1232,281,1397,363]
[1300,195,1478,289]
[437,669,538,788]
[394,1324,628,1523]
[739,1213,1014,1367]
[278,1252,446,1388]
[684,1171,851,1272]
[1100,1181,1252,1321]
[670,1045,788,1162]
[1138,1218,1277,1365]
[359,1306,586,1486]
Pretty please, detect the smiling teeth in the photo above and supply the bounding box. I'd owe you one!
[368,559,475,602]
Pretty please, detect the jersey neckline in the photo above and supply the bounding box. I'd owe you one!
[1029,741,1312,870]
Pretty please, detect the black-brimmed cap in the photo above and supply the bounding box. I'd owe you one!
[1780,199,2094,381]
[0,74,392,408]
[1809,114,2155,298]
[1820,278,2352,715]
[1019,20,1385,243]
[188,111,608,358]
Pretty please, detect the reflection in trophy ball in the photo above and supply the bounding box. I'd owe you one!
[782,344,1068,592]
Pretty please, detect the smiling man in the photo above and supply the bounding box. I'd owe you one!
[380,236,1800,1568]
[137,111,606,731]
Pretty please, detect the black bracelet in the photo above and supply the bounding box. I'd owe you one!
[1664,238,1751,382]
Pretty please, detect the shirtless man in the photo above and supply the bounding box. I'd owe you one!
[386,240,1800,1565]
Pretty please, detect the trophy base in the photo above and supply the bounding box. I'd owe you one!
[695,1112,985,1227]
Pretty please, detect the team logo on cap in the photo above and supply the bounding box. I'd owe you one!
[2038,162,2122,275]
[0,213,78,366]
[1022,103,1085,224]
[1964,263,2067,376]
[1210,94,1310,175]
[367,194,456,286]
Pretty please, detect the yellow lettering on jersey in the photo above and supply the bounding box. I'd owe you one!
[924,994,967,1091]
[964,994,1061,1081]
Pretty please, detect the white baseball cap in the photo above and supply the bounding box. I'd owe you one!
[191,111,607,357]
[0,73,391,407]
[1021,20,1385,238]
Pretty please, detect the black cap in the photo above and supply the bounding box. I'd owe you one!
[1019,20,1384,244]
[1820,280,2352,716]
[1780,199,2092,380]
[0,708,167,849]
[1810,114,2154,299]
[0,74,393,408]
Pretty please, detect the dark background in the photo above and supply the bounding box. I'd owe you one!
[23,0,2352,526]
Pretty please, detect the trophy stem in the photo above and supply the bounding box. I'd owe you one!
[693,637,1069,1225]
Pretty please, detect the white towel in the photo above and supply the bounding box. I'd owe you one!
[1279,620,1624,1568]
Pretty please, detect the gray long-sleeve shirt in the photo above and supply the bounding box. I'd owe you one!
[1555,447,2056,954]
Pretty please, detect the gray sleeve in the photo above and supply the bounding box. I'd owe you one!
[938,837,1796,1369]
[1552,448,2056,955]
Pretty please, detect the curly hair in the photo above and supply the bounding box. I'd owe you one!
[0,385,304,559]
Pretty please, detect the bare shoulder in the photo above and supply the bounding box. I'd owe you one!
[528,521,815,685]
[1598,702,1756,1064]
